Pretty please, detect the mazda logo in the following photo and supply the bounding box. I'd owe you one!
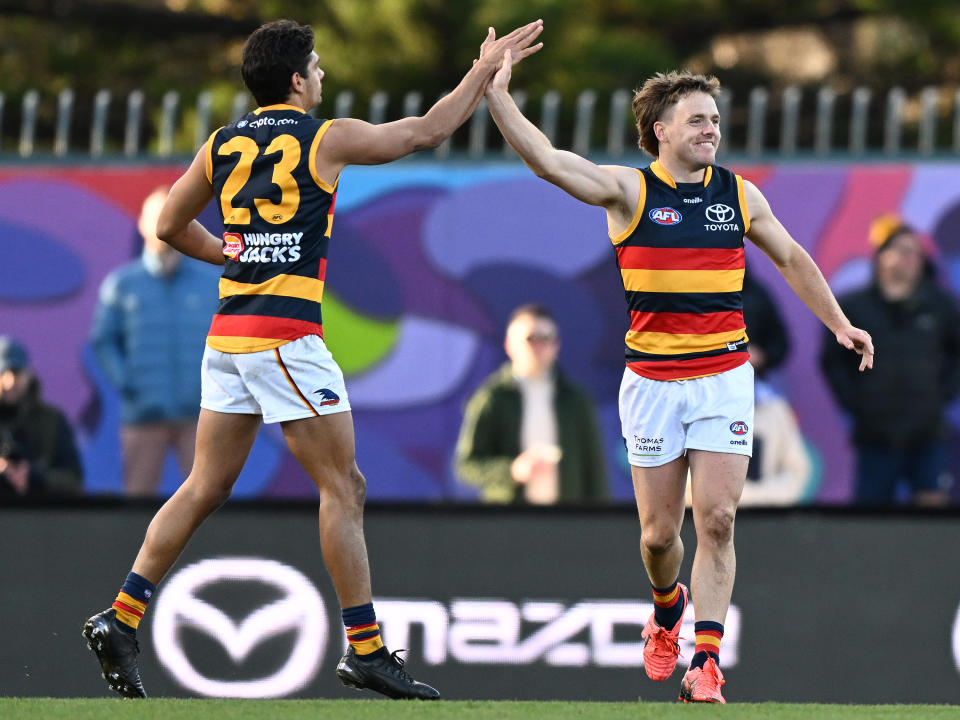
[705,203,735,223]
[151,557,327,697]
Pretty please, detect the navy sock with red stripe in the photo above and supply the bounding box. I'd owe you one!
[690,620,723,669]
[651,579,685,629]
[112,571,156,635]
[342,602,385,658]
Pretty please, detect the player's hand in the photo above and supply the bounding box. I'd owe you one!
[477,19,543,72]
[836,325,874,371]
[488,49,514,94]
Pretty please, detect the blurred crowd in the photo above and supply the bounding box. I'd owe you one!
[3,204,958,508]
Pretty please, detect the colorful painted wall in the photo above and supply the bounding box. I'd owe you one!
[2,160,960,503]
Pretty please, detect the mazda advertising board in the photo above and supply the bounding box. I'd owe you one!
[0,504,958,703]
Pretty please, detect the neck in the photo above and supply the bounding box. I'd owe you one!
[656,156,708,184]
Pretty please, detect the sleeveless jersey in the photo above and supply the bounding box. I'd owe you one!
[205,104,337,353]
[611,160,751,381]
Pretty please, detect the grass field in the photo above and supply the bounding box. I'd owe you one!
[2,699,957,720]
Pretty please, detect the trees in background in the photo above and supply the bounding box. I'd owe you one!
[2,0,959,151]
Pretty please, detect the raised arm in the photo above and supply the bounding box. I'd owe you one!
[155,145,224,266]
[313,20,544,181]
[743,179,874,371]
[485,49,637,231]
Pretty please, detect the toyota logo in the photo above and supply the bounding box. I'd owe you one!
[705,203,735,223]
[152,557,327,697]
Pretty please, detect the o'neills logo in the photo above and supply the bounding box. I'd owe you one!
[223,233,244,260]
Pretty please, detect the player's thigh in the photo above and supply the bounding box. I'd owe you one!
[687,449,748,526]
[281,410,358,491]
[188,409,261,493]
[632,456,689,536]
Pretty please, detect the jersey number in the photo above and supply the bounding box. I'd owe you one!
[218,134,300,225]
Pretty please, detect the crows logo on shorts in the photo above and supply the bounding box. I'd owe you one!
[313,388,340,407]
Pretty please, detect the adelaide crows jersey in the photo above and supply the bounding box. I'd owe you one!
[612,160,751,381]
[204,104,337,353]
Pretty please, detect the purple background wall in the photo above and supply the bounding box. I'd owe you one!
[2,161,960,503]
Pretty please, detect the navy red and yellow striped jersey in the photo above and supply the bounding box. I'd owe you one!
[611,160,751,381]
[205,104,337,353]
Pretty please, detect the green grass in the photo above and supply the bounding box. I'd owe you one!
[1,699,958,720]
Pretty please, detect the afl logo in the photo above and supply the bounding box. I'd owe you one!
[705,203,735,223]
[649,207,682,225]
[730,421,749,435]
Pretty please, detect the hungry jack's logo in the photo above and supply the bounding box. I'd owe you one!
[223,233,244,260]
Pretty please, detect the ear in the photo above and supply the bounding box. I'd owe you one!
[653,121,667,143]
[290,71,305,95]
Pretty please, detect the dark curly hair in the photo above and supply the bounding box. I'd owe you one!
[241,20,315,107]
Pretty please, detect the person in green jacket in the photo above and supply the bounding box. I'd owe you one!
[455,303,609,504]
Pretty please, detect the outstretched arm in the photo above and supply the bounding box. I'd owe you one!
[485,49,637,230]
[156,145,224,266]
[744,180,874,371]
[314,20,543,181]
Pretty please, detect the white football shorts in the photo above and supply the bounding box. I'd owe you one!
[619,360,754,467]
[201,334,351,423]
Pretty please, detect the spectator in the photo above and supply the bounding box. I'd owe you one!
[743,271,814,505]
[455,303,608,504]
[742,267,789,378]
[0,336,83,496]
[737,378,814,506]
[821,219,960,506]
[90,187,217,497]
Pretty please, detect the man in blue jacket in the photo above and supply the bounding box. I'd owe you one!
[90,187,218,496]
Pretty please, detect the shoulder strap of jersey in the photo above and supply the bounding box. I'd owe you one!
[307,119,337,193]
[610,169,646,246]
[735,173,751,235]
[204,126,225,184]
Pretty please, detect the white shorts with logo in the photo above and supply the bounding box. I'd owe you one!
[200,334,351,423]
[619,361,754,467]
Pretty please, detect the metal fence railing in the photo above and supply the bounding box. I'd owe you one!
[4,85,960,160]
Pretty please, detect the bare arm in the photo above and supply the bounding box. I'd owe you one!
[744,179,873,370]
[156,145,225,266]
[484,49,637,232]
[314,21,544,182]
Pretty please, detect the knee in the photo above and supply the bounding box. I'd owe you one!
[641,526,680,556]
[698,506,736,546]
[185,480,232,512]
[331,465,366,511]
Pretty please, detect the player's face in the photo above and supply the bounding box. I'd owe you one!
[302,52,324,108]
[659,92,721,169]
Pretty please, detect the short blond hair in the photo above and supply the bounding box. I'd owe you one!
[632,71,721,157]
